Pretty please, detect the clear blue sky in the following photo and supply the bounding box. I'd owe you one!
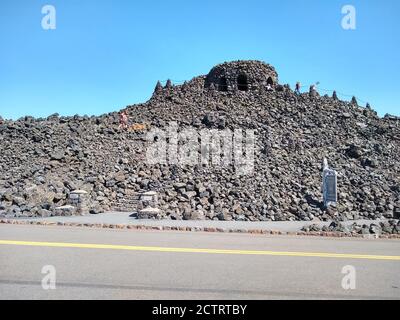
[0,0,399,119]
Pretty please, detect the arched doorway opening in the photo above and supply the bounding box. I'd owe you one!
[267,77,274,86]
[237,74,249,91]
[219,77,228,92]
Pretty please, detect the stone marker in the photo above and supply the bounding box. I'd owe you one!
[139,191,158,208]
[136,191,161,219]
[68,190,88,215]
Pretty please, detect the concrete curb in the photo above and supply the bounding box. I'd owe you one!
[1,218,400,240]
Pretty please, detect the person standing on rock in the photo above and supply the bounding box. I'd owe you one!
[310,82,320,96]
[119,111,129,130]
[295,82,301,95]
[309,83,319,97]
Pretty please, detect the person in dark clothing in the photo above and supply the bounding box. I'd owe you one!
[295,82,301,95]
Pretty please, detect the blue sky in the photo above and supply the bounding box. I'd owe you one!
[0,0,399,119]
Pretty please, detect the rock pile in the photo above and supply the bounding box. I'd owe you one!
[302,220,400,235]
[0,60,399,221]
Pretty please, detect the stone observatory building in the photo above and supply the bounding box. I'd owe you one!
[204,60,279,92]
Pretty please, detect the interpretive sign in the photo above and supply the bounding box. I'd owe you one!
[322,159,338,208]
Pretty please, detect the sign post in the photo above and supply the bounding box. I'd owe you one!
[322,158,337,208]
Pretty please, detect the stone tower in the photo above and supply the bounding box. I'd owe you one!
[204,60,279,92]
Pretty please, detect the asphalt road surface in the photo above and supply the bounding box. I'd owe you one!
[0,224,399,299]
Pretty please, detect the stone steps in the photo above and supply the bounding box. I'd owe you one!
[109,193,141,212]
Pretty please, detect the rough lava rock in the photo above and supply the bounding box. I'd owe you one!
[0,60,399,221]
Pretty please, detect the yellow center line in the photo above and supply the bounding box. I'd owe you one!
[0,240,399,261]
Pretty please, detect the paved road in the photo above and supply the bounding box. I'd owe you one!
[0,224,399,299]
